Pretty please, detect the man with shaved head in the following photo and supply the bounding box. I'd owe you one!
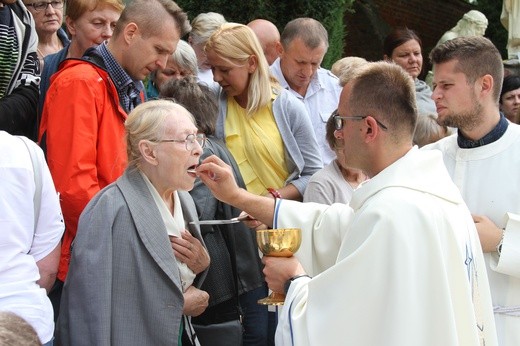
[247,18,282,65]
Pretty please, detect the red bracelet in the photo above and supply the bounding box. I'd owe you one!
[267,187,282,199]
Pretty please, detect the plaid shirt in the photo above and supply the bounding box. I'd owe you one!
[97,42,143,113]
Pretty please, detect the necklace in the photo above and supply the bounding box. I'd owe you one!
[37,40,64,59]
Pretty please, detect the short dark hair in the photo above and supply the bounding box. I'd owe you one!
[430,36,503,103]
[348,61,417,142]
[325,111,343,151]
[159,77,218,136]
[500,74,520,104]
[383,27,422,57]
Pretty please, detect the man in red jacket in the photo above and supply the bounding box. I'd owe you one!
[38,0,191,319]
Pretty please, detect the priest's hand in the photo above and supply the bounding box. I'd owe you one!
[183,286,209,316]
[197,155,241,205]
[473,214,503,253]
[171,230,210,274]
[262,256,306,293]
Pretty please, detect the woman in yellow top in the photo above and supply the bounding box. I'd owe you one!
[205,23,322,201]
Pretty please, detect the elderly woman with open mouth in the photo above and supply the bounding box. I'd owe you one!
[57,99,211,346]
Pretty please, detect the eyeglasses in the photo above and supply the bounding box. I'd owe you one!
[160,133,206,151]
[332,111,388,131]
[25,0,63,12]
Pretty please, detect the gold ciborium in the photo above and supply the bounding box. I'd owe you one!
[256,228,302,305]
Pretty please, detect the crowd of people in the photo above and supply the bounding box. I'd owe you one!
[1,1,519,345]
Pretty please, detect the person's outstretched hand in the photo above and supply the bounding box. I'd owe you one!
[196,155,241,205]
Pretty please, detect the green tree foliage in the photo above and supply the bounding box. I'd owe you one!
[175,0,354,68]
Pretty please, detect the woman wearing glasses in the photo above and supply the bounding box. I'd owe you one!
[58,100,211,345]
[23,0,69,62]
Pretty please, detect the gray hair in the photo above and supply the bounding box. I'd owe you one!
[280,17,329,50]
[332,56,368,84]
[125,100,195,167]
[189,12,227,45]
[172,40,198,74]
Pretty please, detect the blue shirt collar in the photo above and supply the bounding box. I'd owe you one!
[457,113,509,148]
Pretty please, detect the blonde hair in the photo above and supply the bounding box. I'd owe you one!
[205,23,275,116]
[331,56,367,79]
[0,311,42,346]
[125,100,195,167]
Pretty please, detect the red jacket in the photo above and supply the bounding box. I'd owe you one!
[39,58,130,281]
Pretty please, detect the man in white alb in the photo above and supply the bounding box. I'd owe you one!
[197,61,498,346]
[427,35,520,346]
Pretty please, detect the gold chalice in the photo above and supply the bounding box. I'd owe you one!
[256,228,302,305]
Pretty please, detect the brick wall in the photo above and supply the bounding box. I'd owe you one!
[343,0,473,76]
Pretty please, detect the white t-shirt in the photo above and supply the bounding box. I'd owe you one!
[0,131,64,344]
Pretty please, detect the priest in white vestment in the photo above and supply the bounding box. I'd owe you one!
[197,61,498,346]
[427,35,520,346]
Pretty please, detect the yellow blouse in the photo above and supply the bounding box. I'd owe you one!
[225,96,289,195]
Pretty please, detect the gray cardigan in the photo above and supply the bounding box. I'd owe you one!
[215,87,323,194]
[57,167,207,346]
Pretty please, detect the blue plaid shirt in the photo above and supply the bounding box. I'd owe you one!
[96,42,144,113]
[457,113,509,148]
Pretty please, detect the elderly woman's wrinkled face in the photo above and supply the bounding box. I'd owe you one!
[389,39,423,80]
[154,111,202,192]
[155,57,195,91]
[25,0,64,37]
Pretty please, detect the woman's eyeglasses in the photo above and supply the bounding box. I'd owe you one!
[160,133,206,151]
[25,0,64,12]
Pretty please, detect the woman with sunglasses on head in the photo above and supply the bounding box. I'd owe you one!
[304,113,367,205]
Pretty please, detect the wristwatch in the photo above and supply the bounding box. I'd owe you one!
[496,229,505,256]
[284,274,311,295]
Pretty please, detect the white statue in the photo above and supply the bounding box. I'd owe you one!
[437,10,488,46]
[426,10,489,87]
[501,0,520,59]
